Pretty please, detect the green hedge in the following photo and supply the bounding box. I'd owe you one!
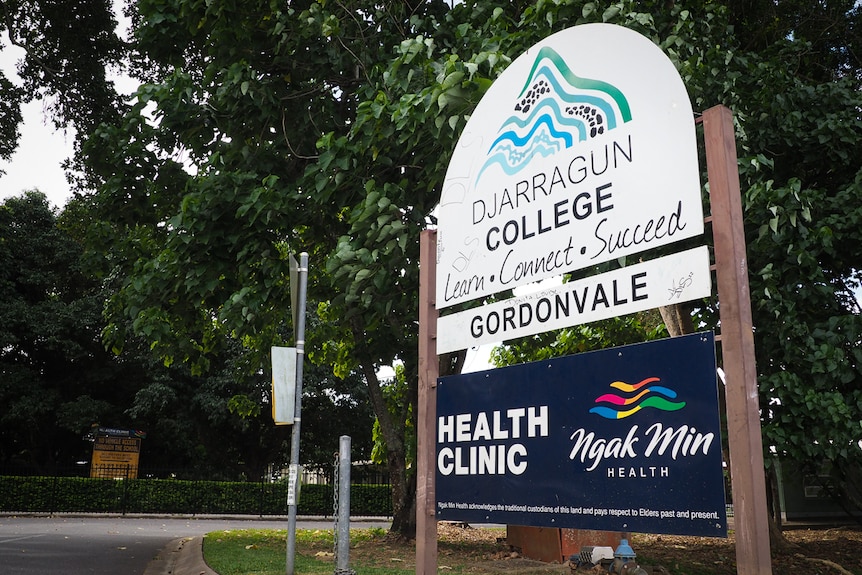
[0,476,392,516]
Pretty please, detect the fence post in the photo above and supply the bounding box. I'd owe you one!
[50,472,59,516]
[260,474,266,518]
[122,464,130,515]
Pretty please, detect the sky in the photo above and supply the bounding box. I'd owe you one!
[0,0,133,210]
[0,38,76,209]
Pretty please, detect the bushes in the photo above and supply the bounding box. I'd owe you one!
[0,475,392,516]
[349,484,393,516]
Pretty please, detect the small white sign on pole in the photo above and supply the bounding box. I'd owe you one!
[286,463,302,506]
[271,346,297,425]
[437,246,712,354]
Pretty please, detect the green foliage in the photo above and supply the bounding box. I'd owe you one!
[491,312,669,366]
[743,173,862,476]
[299,358,376,471]
[0,189,372,478]
[0,192,147,469]
[228,395,262,419]
[680,10,862,495]
[0,474,392,516]
[1,0,126,131]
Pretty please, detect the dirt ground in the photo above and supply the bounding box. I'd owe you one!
[632,526,862,575]
[350,522,862,575]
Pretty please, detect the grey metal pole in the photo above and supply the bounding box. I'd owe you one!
[286,252,308,575]
[335,435,351,574]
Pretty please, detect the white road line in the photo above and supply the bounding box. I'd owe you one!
[0,534,47,544]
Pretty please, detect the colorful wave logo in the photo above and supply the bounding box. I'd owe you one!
[477,46,632,181]
[589,376,685,420]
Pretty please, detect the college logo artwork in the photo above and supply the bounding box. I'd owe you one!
[477,46,632,183]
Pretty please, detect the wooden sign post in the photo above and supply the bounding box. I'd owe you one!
[703,105,772,575]
[417,230,439,574]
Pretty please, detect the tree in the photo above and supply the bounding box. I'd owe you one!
[655,0,862,524]
[0,191,143,469]
[83,0,461,536]
[0,0,127,177]
[122,335,374,480]
[298,359,376,474]
[0,190,368,478]
[80,0,862,537]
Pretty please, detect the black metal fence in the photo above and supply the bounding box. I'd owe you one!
[0,465,392,517]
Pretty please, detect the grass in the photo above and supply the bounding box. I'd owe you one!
[204,527,423,575]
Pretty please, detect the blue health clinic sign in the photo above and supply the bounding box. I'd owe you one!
[436,332,727,537]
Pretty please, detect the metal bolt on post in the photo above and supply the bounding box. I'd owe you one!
[333,435,354,575]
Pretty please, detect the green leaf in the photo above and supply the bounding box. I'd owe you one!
[602,5,620,22]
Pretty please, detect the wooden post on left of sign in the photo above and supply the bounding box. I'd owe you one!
[416,229,439,575]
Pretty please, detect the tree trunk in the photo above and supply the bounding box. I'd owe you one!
[766,465,797,554]
[358,345,466,539]
[766,465,795,551]
[360,360,415,538]
[440,350,466,378]
[658,303,694,337]
[389,461,416,537]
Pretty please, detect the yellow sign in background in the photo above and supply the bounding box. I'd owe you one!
[91,435,141,478]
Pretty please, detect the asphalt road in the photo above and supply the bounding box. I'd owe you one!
[0,515,390,574]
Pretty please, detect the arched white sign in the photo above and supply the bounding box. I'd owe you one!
[437,24,703,309]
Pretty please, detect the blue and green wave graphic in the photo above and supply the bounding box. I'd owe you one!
[478,46,632,181]
[589,376,685,420]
